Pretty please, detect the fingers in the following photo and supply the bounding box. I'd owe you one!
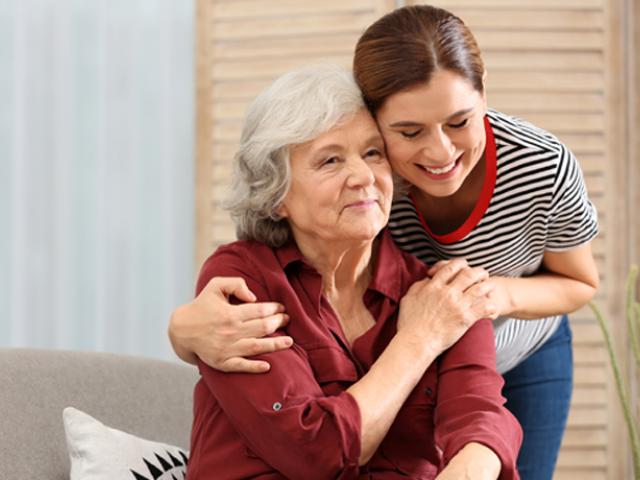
[232,336,294,358]
[198,334,294,373]
[427,259,490,296]
[209,336,294,373]
[234,302,286,322]
[204,277,257,303]
[469,299,499,320]
[219,357,272,374]
[428,258,469,285]
[200,277,286,324]
[426,259,451,277]
[465,280,495,298]
[449,266,489,292]
[240,314,290,338]
[464,283,499,320]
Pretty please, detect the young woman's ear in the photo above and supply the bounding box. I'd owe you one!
[481,70,488,112]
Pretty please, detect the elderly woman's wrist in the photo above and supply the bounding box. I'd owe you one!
[393,329,443,364]
[462,442,501,479]
[436,443,501,480]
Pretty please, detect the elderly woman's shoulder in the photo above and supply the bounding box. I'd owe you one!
[378,229,430,284]
[200,239,280,275]
[207,239,277,263]
[195,239,283,295]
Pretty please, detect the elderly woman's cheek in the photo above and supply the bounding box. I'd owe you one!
[375,163,393,215]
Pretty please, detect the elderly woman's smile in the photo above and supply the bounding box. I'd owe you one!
[277,108,393,247]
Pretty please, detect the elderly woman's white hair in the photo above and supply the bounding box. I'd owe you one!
[225,64,366,247]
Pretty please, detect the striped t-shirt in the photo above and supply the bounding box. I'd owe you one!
[388,109,598,373]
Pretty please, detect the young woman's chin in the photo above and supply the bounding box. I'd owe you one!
[405,170,468,198]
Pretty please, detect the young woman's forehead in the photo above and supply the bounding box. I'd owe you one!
[379,72,482,121]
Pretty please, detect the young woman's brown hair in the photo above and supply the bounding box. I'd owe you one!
[353,5,485,113]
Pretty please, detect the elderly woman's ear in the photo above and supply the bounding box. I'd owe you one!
[275,203,289,219]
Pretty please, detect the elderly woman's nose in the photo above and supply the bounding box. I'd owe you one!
[346,155,376,186]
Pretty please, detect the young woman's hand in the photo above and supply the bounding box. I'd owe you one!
[168,277,293,373]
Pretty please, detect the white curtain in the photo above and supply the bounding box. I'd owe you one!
[0,0,195,360]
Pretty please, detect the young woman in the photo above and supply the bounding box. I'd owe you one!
[170,6,598,479]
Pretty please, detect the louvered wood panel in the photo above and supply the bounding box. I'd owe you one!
[197,1,632,479]
[426,0,604,8]
[409,2,628,479]
[484,51,604,71]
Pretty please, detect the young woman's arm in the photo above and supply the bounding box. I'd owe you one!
[487,242,598,319]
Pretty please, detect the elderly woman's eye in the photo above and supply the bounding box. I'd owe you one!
[400,130,421,139]
[322,156,339,166]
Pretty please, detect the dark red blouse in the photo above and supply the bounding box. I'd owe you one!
[187,230,521,480]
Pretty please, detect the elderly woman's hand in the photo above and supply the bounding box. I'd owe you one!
[168,277,293,373]
[397,258,497,354]
[428,259,503,319]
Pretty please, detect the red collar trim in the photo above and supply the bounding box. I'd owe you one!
[409,115,497,244]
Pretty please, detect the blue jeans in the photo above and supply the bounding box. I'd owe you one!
[502,315,573,480]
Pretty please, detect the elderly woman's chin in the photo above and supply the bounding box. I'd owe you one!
[287,197,391,248]
[345,206,388,241]
[339,204,389,242]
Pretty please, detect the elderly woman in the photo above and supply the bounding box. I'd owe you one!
[186,65,522,480]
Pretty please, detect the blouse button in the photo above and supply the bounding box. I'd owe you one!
[272,402,283,411]
[424,387,433,397]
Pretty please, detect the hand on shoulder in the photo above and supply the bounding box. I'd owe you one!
[168,276,292,373]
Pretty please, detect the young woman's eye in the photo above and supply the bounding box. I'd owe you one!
[448,118,469,129]
[400,130,421,139]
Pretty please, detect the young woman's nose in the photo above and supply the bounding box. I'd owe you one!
[422,128,456,164]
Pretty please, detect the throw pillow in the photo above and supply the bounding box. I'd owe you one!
[63,407,188,480]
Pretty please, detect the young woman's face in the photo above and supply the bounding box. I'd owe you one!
[376,69,487,198]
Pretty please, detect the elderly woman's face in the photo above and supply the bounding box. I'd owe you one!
[278,108,393,245]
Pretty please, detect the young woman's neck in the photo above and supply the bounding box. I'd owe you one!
[413,153,486,235]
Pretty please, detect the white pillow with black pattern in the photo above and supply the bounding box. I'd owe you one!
[63,407,188,480]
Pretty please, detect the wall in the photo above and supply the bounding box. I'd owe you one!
[0,0,195,360]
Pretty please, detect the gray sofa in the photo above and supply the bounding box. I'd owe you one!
[0,348,199,479]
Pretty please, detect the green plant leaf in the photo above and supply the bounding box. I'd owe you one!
[590,300,640,479]
[626,266,640,369]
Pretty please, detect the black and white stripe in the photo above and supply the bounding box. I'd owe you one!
[388,110,598,373]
